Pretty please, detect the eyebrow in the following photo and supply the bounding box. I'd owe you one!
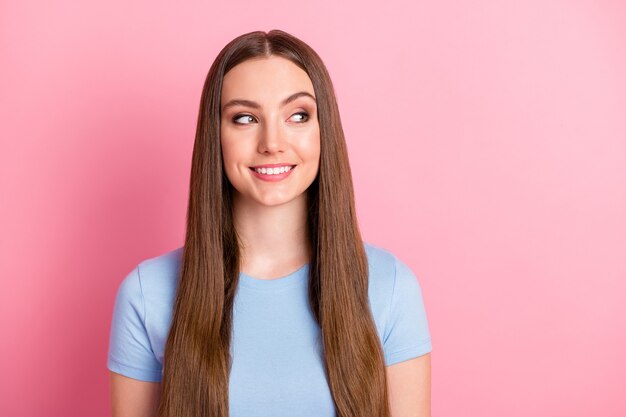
[221,91,316,112]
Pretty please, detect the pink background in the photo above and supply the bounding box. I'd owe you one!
[1,0,625,416]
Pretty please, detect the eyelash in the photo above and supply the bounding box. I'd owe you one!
[290,112,309,122]
[232,114,256,124]
[231,112,310,124]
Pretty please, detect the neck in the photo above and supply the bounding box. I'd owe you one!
[232,193,311,277]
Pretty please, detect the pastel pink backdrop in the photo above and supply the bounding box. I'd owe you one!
[1,0,625,416]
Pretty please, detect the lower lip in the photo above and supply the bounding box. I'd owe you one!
[249,166,295,182]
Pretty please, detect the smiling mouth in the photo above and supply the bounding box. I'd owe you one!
[249,165,296,175]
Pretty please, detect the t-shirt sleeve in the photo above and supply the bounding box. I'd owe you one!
[382,256,432,366]
[107,265,163,382]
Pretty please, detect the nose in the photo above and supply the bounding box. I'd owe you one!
[257,119,287,154]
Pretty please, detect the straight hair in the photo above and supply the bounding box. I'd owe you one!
[158,29,391,417]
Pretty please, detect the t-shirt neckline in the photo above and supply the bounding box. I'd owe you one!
[238,263,309,291]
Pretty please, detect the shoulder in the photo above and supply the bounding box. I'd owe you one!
[134,246,183,306]
[115,246,183,319]
[136,246,184,278]
[135,246,183,287]
[363,241,417,289]
[108,247,183,381]
[363,241,432,364]
[363,241,399,276]
[363,241,419,328]
[363,241,423,310]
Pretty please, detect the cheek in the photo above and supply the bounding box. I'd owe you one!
[220,139,233,165]
[300,128,321,165]
[220,129,245,165]
[311,140,321,172]
[219,137,241,184]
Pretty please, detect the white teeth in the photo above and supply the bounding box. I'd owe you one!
[253,166,293,175]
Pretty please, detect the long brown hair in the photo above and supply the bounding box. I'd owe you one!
[158,30,390,417]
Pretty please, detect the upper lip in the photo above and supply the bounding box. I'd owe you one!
[249,163,296,169]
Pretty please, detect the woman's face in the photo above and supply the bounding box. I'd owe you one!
[220,56,321,209]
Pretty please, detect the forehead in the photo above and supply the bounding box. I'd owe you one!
[221,56,315,103]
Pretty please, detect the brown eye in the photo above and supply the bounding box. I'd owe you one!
[233,114,256,124]
[289,112,309,123]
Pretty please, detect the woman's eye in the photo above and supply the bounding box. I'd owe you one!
[233,114,256,124]
[289,112,309,123]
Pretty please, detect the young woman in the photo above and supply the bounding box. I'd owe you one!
[108,30,432,417]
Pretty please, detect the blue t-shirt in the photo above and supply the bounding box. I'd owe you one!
[107,242,432,416]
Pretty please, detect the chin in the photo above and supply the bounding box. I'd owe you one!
[255,197,296,207]
[255,192,306,208]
